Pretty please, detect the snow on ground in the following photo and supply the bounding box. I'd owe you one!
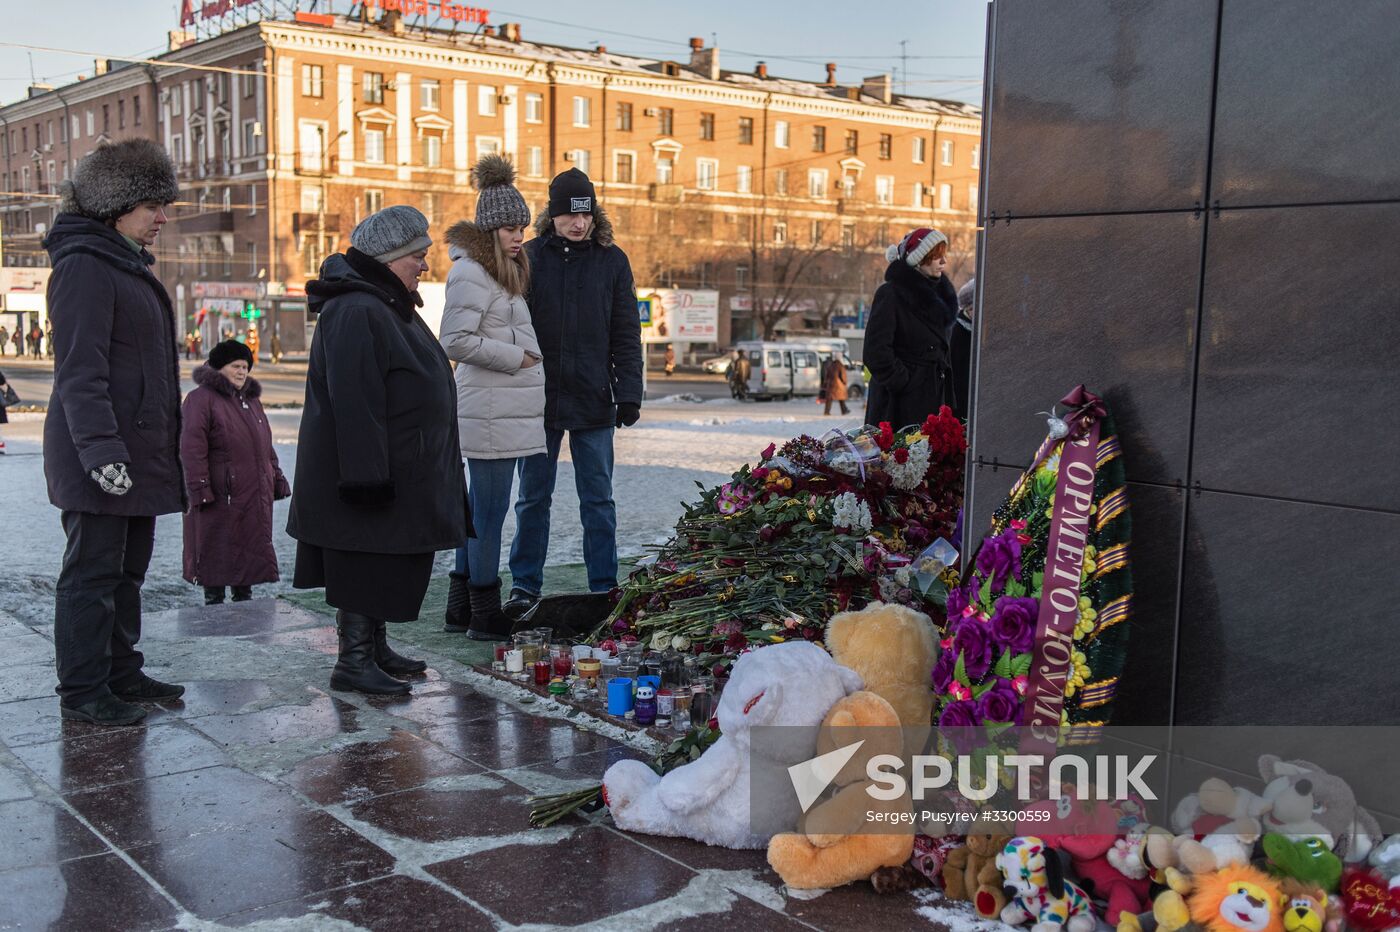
[0,398,863,625]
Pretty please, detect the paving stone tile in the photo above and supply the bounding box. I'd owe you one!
[11,722,229,794]
[65,765,301,849]
[366,687,514,729]
[0,756,36,802]
[346,780,532,842]
[623,830,774,875]
[0,852,178,931]
[127,809,395,920]
[141,599,327,639]
[0,662,57,703]
[421,711,623,770]
[425,827,697,926]
[0,797,109,872]
[280,730,486,805]
[4,633,59,667]
[219,874,496,929]
[0,695,173,749]
[780,883,930,931]
[189,693,363,747]
[664,895,816,930]
[146,679,312,719]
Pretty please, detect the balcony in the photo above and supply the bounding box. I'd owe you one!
[179,210,235,233]
[836,197,865,214]
[648,183,685,204]
[292,213,342,235]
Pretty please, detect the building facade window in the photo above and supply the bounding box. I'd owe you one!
[572,96,591,127]
[774,168,788,195]
[171,134,184,164]
[971,142,981,169]
[841,223,855,249]
[102,105,110,133]
[810,220,823,244]
[808,168,828,198]
[658,107,674,136]
[69,115,79,139]
[774,120,789,148]
[477,137,502,158]
[365,189,383,214]
[812,125,826,152]
[424,191,439,223]
[913,136,926,163]
[614,151,634,183]
[302,185,323,214]
[845,129,859,155]
[656,157,673,184]
[696,157,718,190]
[479,85,497,116]
[736,164,752,194]
[420,79,440,111]
[86,110,94,136]
[875,175,894,205]
[363,128,385,164]
[118,100,126,130]
[913,181,925,207]
[879,133,892,159]
[773,221,787,244]
[170,90,181,117]
[700,112,715,141]
[939,182,952,210]
[248,241,257,276]
[363,72,384,104]
[526,145,544,177]
[242,68,257,97]
[302,64,324,98]
[302,233,333,276]
[616,101,632,131]
[571,148,590,174]
[525,93,543,123]
[941,139,954,166]
[968,184,979,211]
[133,96,142,126]
[423,134,442,168]
[242,120,259,155]
[738,117,753,145]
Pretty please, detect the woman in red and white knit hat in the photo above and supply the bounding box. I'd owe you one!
[862,227,961,430]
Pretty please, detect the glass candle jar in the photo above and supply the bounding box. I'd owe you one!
[671,690,692,732]
[532,659,551,686]
[550,643,573,677]
[505,649,525,674]
[576,657,601,689]
[634,685,657,727]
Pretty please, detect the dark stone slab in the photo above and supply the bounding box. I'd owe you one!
[0,695,171,749]
[4,632,58,667]
[0,757,36,802]
[782,883,931,931]
[623,830,774,875]
[421,711,622,770]
[127,809,395,920]
[974,212,1202,486]
[367,684,515,729]
[1193,204,1400,509]
[140,599,328,639]
[663,896,816,931]
[281,730,486,805]
[145,679,310,720]
[425,827,698,926]
[0,852,178,932]
[65,765,301,849]
[496,744,650,796]
[0,663,56,703]
[244,625,340,656]
[189,693,363,748]
[1211,0,1400,206]
[1174,492,1400,726]
[11,721,229,795]
[0,797,109,872]
[986,0,1217,215]
[220,874,496,930]
[347,781,533,842]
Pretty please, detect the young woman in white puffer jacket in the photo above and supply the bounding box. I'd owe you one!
[439,155,544,640]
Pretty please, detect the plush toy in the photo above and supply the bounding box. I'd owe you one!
[1263,834,1343,893]
[766,691,913,889]
[1278,877,1340,932]
[996,836,1098,932]
[1130,863,1286,932]
[1340,866,1400,932]
[603,641,862,849]
[940,829,1013,918]
[1147,820,1262,877]
[1369,835,1400,888]
[824,601,938,755]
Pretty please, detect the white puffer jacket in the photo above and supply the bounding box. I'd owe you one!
[440,221,546,459]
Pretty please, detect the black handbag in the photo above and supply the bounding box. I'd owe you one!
[1,384,18,407]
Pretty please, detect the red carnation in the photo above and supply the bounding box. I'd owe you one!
[761,443,776,460]
[893,447,910,464]
[876,422,895,451]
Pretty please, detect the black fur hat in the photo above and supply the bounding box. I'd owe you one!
[60,139,180,221]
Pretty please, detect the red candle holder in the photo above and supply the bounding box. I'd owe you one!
[532,659,551,686]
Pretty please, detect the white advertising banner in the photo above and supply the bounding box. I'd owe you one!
[639,288,719,344]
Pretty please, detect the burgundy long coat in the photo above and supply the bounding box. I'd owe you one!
[181,364,290,587]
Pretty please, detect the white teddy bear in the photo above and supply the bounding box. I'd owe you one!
[602,641,863,849]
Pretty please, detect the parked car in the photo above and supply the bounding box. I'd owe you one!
[701,353,733,374]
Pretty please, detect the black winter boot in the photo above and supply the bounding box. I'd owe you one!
[443,571,472,633]
[373,619,427,675]
[330,612,411,695]
[466,579,512,642]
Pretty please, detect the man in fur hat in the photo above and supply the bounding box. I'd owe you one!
[505,168,643,617]
[42,139,186,726]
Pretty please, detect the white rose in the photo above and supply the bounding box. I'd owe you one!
[651,631,672,651]
[671,635,692,651]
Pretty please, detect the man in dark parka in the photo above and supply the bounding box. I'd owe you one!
[42,139,186,727]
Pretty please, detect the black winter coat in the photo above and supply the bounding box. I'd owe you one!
[42,213,185,517]
[181,365,290,587]
[948,312,974,423]
[863,260,960,431]
[524,208,643,431]
[286,249,471,555]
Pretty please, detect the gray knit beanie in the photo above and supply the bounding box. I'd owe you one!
[350,205,433,263]
[60,139,179,221]
[957,278,976,311]
[471,155,530,231]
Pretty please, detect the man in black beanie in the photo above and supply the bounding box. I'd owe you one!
[507,169,643,617]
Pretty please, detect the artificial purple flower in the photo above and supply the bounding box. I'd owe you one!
[938,699,980,729]
[990,596,1038,654]
[931,653,955,693]
[975,529,1024,591]
[945,582,972,619]
[976,679,1021,724]
[952,618,993,680]
[612,618,631,633]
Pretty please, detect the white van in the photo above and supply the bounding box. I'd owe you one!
[804,337,867,400]
[734,341,824,400]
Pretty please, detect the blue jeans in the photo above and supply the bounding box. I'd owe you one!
[509,426,617,595]
[456,457,521,588]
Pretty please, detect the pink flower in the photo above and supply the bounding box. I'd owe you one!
[948,682,972,701]
[761,443,776,460]
[752,467,770,480]
[961,605,977,618]
[1010,519,1027,531]
[939,636,954,650]
[1011,675,1029,696]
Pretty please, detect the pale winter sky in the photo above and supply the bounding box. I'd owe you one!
[0,0,988,107]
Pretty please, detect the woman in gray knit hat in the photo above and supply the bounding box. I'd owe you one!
[287,205,471,695]
[438,154,544,639]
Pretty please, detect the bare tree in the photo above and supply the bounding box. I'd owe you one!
[744,212,842,340]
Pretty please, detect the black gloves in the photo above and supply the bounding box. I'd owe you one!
[615,402,641,428]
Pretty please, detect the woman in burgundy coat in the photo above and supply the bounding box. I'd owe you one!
[181,340,290,604]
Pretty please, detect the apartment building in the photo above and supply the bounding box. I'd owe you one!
[0,11,981,350]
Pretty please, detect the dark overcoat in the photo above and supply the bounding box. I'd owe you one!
[286,248,471,555]
[42,213,184,516]
[181,365,290,586]
[863,260,960,431]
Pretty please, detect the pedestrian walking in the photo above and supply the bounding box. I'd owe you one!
[0,367,13,454]
[505,168,643,618]
[664,345,676,377]
[245,324,260,361]
[439,155,544,639]
[821,350,851,416]
[269,328,282,364]
[287,205,470,696]
[950,277,975,426]
[180,340,291,605]
[0,325,9,356]
[728,349,751,400]
[193,330,204,359]
[184,332,197,360]
[42,138,186,726]
[29,324,43,358]
[863,228,959,431]
[10,328,22,357]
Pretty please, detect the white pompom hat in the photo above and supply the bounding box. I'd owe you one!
[885,227,948,266]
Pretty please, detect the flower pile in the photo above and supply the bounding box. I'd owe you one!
[596,408,968,657]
